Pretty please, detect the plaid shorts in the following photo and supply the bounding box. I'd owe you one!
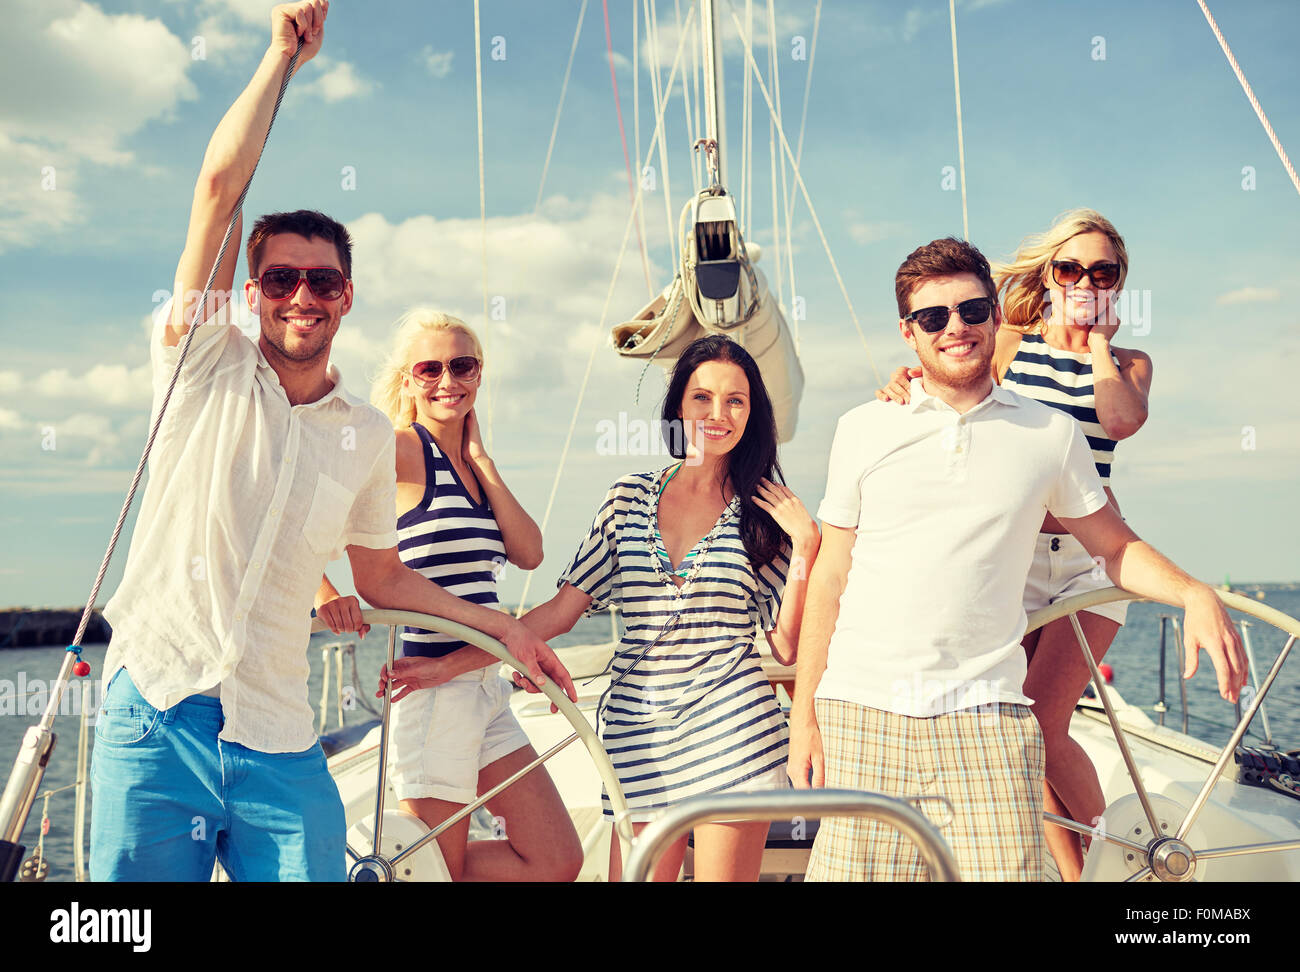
[805,698,1046,882]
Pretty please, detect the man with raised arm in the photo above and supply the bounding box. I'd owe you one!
[787,237,1247,881]
[91,1,572,882]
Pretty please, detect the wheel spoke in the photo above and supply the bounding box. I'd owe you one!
[370,625,398,858]
[345,843,361,863]
[1043,812,1148,854]
[1176,634,1296,841]
[1194,838,1300,861]
[1068,614,1164,838]
[1123,865,1152,883]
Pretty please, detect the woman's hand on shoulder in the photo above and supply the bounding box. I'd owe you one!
[875,366,920,404]
[462,408,490,466]
[753,479,819,548]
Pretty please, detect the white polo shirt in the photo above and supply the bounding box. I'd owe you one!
[814,378,1107,717]
[102,301,398,753]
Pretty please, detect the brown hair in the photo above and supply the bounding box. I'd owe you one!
[245,210,353,279]
[894,237,997,318]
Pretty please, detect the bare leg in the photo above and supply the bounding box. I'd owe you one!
[1023,611,1120,883]
[608,821,688,882]
[401,745,582,882]
[1042,782,1082,882]
[691,821,770,882]
[401,796,471,881]
[468,745,583,882]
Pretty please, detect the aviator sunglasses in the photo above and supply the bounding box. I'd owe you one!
[1050,260,1120,291]
[409,356,482,384]
[257,266,347,301]
[904,297,995,334]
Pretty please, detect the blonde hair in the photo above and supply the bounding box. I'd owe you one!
[370,308,484,429]
[994,209,1129,334]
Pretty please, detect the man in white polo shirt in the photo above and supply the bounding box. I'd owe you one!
[90,3,572,882]
[788,237,1247,881]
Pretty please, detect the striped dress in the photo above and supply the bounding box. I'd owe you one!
[1000,332,1119,486]
[560,470,791,818]
[396,422,506,658]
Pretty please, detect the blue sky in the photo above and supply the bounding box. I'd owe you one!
[1,0,1297,610]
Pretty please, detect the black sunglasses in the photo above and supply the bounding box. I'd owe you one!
[410,356,482,384]
[904,297,995,334]
[258,266,347,301]
[1050,260,1121,290]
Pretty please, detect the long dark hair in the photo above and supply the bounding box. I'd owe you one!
[660,335,786,568]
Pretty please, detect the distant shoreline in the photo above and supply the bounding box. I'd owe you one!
[0,607,111,649]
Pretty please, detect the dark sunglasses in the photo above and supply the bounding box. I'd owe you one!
[904,297,995,334]
[1050,260,1120,290]
[410,356,482,384]
[257,266,347,301]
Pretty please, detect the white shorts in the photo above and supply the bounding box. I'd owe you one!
[388,665,532,804]
[1023,531,1128,627]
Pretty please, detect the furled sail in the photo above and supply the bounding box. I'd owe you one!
[611,188,804,442]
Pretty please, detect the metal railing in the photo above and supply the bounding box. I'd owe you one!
[621,790,961,882]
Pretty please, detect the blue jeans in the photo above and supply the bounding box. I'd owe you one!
[90,669,345,881]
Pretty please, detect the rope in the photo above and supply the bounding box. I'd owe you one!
[726,5,882,385]
[473,0,493,451]
[765,3,782,312]
[1196,0,1300,198]
[767,0,798,346]
[534,0,589,213]
[60,41,304,672]
[948,0,970,240]
[782,0,822,353]
[644,0,679,268]
[602,0,656,297]
[515,3,698,616]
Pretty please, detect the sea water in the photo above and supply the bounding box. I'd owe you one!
[2,589,1297,882]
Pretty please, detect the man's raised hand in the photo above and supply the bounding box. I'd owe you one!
[272,1,329,67]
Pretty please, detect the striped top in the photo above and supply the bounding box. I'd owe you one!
[1000,332,1119,486]
[560,470,791,818]
[396,423,505,658]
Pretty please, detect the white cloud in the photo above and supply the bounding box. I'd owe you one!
[0,1,197,250]
[0,409,23,430]
[194,0,272,26]
[606,50,632,76]
[297,58,378,102]
[847,219,906,246]
[641,6,808,70]
[1216,287,1281,306]
[192,14,260,65]
[421,46,454,79]
[0,372,20,394]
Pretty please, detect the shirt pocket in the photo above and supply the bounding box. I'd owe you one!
[303,473,356,558]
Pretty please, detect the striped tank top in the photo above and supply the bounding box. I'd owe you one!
[395,422,505,658]
[1000,332,1118,486]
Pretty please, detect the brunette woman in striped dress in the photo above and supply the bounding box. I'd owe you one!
[878,210,1152,881]
[517,336,821,881]
[317,309,581,881]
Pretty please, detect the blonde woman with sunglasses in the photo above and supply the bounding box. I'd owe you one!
[877,210,1152,881]
[316,308,582,881]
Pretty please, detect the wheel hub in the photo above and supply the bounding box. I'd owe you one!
[1148,836,1197,882]
[349,856,395,882]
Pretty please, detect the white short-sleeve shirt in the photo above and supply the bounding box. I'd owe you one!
[102,301,398,753]
[815,378,1107,717]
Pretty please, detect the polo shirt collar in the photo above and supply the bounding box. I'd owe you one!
[904,376,1021,415]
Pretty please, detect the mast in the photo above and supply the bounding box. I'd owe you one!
[699,0,726,188]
